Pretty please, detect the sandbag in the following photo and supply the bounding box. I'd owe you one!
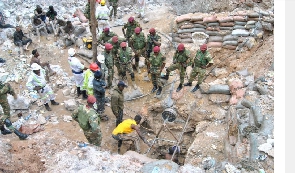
[233,16,248,22]
[223,40,238,46]
[77,49,93,59]
[176,14,192,23]
[180,24,194,29]
[245,24,255,29]
[255,21,263,30]
[178,33,192,39]
[177,28,206,34]
[247,12,261,18]
[172,37,182,42]
[207,22,220,27]
[219,27,233,31]
[207,84,231,94]
[203,16,218,23]
[235,11,248,16]
[234,21,247,26]
[194,24,206,28]
[181,38,193,43]
[261,21,273,31]
[74,26,86,37]
[207,42,222,48]
[219,30,232,36]
[223,35,238,41]
[218,16,234,23]
[247,21,256,25]
[190,15,204,22]
[205,31,220,36]
[232,29,250,36]
[206,27,220,31]
[262,16,274,23]
[219,22,235,27]
[223,45,237,50]
[208,36,223,42]
[193,21,205,25]
[233,25,245,30]
[248,17,260,21]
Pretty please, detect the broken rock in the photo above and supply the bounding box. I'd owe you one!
[64,99,77,111]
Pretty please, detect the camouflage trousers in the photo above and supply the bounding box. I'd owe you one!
[166,63,187,84]
[112,132,140,153]
[150,68,162,87]
[83,129,102,147]
[119,63,134,81]
[106,65,114,87]
[94,92,105,113]
[109,4,118,18]
[188,67,206,84]
[134,48,146,67]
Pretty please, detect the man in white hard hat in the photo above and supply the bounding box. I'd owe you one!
[68,48,88,98]
[26,63,59,111]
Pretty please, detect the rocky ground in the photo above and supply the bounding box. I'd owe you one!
[0,0,274,172]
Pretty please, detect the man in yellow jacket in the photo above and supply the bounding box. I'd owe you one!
[112,115,151,154]
[82,63,100,98]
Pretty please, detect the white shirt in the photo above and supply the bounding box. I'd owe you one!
[68,56,84,72]
[26,69,47,91]
[95,5,110,20]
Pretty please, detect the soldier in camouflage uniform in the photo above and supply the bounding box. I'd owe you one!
[84,0,91,21]
[122,17,141,44]
[184,44,213,92]
[0,82,28,140]
[146,28,161,59]
[111,81,127,126]
[147,46,166,95]
[162,43,191,92]
[129,27,146,74]
[97,27,118,47]
[103,43,114,88]
[107,36,126,77]
[72,95,102,146]
[109,0,119,21]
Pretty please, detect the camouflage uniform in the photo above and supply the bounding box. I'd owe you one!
[122,21,141,43]
[111,86,124,126]
[109,0,118,19]
[84,3,91,20]
[72,105,102,146]
[98,31,118,46]
[103,51,114,87]
[149,52,166,87]
[130,32,146,70]
[118,47,135,81]
[166,50,191,84]
[0,83,16,130]
[93,78,106,113]
[146,33,161,59]
[107,37,126,75]
[188,50,213,84]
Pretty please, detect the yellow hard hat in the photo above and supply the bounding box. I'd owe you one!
[100,0,105,5]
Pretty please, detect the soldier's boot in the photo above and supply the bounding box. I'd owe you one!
[51,100,59,105]
[184,82,192,86]
[191,84,200,92]
[156,86,162,95]
[176,84,183,92]
[82,90,88,100]
[4,119,28,140]
[77,87,82,97]
[151,85,158,93]
[1,125,12,135]
[44,103,52,111]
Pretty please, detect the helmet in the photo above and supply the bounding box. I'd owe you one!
[100,0,105,5]
[149,28,156,34]
[87,95,96,104]
[103,27,109,33]
[120,42,127,48]
[94,70,102,79]
[200,44,207,51]
[31,63,41,71]
[112,36,118,43]
[177,43,185,51]
[134,27,141,34]
[105,43,113,50]
[68,48,76,56]
[90,63,99,71]
[153,46,160,53]
[97,54,105,63]
[128,17,134,23]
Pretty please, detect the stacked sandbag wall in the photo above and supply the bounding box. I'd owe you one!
[173,11,274,50]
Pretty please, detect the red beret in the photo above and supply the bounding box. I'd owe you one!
[200,44,207,51]
[87,95,96,104]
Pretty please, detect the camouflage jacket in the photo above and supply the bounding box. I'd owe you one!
[98,31,118,44]
[118,47,133,64]
[109,0,119,6]
[104,51,114,68]
[130,32,146,50]
[173,50,191,66]
[149,52,166,69]
[84,3,90,19]
[107,37,126,56]
[193,50,213,68]
[123,21,141,38]
[0,83,15,100]
[111,86,124,115]
[146,33,161,52]
[72,105,101,132]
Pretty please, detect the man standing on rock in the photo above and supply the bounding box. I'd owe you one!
[103,43,114,88]
[129,27,146,74]
[72,95,102,147]
[184,44,213,92]
[26,63,59,111]
[109,0,118,21]
[122,17,141,44]
[107,36,126,77]
[111,81,127,127]
[162,43,191,92]
[112,115,151,153]
[0,81,28,140]
[97,27,118,47]
[67,48,88,98]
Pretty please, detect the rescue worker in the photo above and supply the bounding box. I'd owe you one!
[122,17,141,43]
[95,0,110,35]
[82,63,100,97]
[118,42,137,88]
[103,43,114,88]
[129,27,146,74]
[96,54,108,84]
[0,81,28,140]
[147,46,166,95]
[26,63,59,111]
[109,0,119,21]
[184,44,213,92]
[146,28,161,59]
[93,71,108,121]
[97,27,118,47]
[107,36,126,77]
[13,26,32,54]
[72,95,102,146]
[112,115,151,153]
[111,81,127,127]
[67,48,88,99]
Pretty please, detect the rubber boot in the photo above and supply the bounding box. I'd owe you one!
[156,86,162,95]
[191,84,200,92]
[14,129,28,140]
[184,82,192,86]
[51,100,59,105]
[44,103,52,111]
[77,87,82,97]
[1,125,12,135]
[82,90,88,100]
[151,85,158,93]
[176,84,183,92]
